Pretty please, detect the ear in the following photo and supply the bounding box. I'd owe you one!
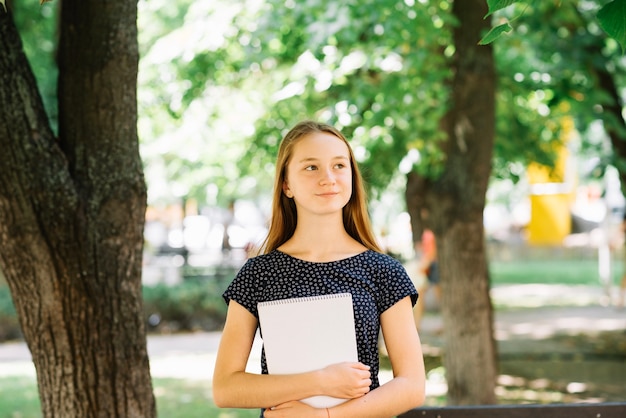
[283,181,293,198]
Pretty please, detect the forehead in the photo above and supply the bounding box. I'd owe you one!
[290,132,350,159]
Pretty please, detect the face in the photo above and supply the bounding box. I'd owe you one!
[282,132,353,218]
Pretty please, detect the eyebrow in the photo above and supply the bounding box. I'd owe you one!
[297,155,349,163]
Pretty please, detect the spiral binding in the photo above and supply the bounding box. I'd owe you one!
[258,292,352,307]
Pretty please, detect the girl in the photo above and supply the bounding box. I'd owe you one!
[213,120,425,418]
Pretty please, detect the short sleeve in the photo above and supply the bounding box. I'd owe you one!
[375,254,418,313]
[222,258,262,318]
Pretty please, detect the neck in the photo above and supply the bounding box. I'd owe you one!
[278,213,366,262]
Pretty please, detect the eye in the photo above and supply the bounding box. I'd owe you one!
[305,165,318,171]
[334,163,347,169]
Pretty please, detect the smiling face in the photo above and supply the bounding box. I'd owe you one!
[282,131,353,218]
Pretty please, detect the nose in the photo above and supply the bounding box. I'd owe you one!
[319,168,336,185]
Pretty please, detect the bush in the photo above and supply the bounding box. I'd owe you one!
[142,278,230,333]
[0,283,22,341]
[0,274,232,343]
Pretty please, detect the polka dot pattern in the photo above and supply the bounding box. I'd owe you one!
[223,249,418,391]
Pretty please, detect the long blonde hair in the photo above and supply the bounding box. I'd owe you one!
[260,120,381,254]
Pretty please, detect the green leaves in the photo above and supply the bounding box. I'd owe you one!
[1,0,6,13]
[479,0,518,45]
[597,0,626,53]
[479,22,512,45]
[481,0,626,52]
[485,0,519,17]
[480,0,531,44]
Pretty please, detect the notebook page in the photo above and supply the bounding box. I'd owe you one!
[258,293,358,408]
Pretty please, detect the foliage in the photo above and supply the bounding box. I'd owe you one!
[12,2,58,133]
[236,0,455,195]
[0,283,21,341]
[488,0,626,182]
[0,284,16,317]
[137,0,273,207]
[479,21,512,45]
[134,0,625,211]
[13,0,624,213]
[142,278,230,333]
[136,0,455,207]
[491,38,567,181]
[597,0,626,52]
[0,277,232,343]
[482,0,626,53]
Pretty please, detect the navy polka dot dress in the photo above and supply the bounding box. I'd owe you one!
[223,249,418,392]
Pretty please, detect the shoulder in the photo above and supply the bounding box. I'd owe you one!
[242,250,283,268]
[362,250,404,267]
[225,252,286,309]
[353,250,407,276]
[360,251,417,308]
[234,251,284,282]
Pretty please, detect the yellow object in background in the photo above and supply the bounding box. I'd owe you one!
[528,192,572,245]
[526,116,576,245]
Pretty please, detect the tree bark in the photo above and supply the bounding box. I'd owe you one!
[406,0,498,405]
[0,1,155,416]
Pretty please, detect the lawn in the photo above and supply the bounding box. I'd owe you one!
[490,257,620,286]
[0,377,260,418]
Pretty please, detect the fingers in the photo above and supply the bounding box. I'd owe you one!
[347,364,372,398]
[349,362,371,371]
[321,362,373,399]
[354,378,372,396]
[351,362,372,384]
[263,401,307,417]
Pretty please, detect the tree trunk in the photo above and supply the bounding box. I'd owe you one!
[406,0,498,404]
[0,1,155,416]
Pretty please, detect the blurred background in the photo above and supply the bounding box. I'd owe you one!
[4,0,625,356]
[1,0,625,414]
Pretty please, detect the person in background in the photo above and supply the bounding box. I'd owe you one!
[212,120,425,418]
[412,228,441,331]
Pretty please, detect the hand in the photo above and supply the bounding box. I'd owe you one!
[320,361,371,399]
[263,401,323,418]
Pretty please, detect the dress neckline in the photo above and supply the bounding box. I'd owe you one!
[273,249,371,264]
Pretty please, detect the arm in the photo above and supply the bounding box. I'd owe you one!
[324,296,426,418]
[212,300,371,409]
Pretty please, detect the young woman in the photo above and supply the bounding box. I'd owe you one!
[213,120,425,418]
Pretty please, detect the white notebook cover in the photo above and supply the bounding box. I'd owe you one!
[258,293,358,408]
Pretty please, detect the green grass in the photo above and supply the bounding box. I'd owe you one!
[153,379,259,418]
[0,376,41,417]
[490,258,620,286]
[0,377,260,418]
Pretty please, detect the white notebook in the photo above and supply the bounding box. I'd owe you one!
[258,293,358,408]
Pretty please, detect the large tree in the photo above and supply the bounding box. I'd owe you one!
[406,0,498,404]
[0,1,155,416]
